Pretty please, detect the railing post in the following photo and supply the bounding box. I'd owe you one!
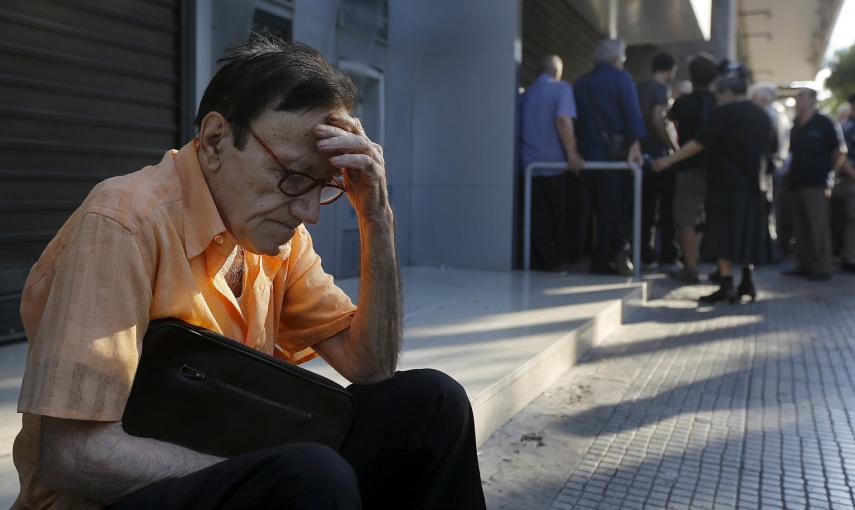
[631,163,642,282]
[523,163,534,272]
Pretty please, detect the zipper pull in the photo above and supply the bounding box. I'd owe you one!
[179,364,206,380]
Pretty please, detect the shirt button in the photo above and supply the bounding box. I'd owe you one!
[213,234,224,245]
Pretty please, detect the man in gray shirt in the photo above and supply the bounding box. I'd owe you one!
[637,52,679,267]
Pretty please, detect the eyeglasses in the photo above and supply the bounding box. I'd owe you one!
[247,126,346,205]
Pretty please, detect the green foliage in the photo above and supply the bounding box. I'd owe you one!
[826,44,855,107]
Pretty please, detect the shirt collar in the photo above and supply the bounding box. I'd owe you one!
[174,140,228,260]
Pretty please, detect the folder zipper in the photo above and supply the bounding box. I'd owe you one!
[179,364,312,420]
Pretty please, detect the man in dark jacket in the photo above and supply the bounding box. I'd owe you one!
[574,39,645,275]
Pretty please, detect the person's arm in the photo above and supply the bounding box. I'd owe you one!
[556,115,584,173]
[312,113,402,384]
[651,104,678,151]
[16,213,222,503]
[620,74,645,166]
[842,158,855,180]
[627,140,643,166]
[652,140,705,173]
[39,417,223,504]
[831,121,848,175]
[832,149,846,174]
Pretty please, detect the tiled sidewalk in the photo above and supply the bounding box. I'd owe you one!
[554,270,855,509]
[481,269,855,510]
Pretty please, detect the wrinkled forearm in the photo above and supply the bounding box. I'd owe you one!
[40,417,224,504]
[556,116,579,158]
[347,206,402,383]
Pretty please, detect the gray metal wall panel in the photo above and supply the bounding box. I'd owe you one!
[389,0,519,271]
[0,0,181,342]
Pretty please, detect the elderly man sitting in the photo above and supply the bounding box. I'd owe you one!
[12,36,485,510]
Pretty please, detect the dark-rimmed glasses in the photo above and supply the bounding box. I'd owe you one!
[247,126,346,205]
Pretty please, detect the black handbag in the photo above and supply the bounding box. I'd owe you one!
[122,319,354,457]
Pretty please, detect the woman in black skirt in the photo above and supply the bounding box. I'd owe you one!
[653,66,776,303]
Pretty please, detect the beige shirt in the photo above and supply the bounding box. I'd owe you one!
[13,142,357,509]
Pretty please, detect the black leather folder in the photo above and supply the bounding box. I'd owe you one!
[122,319,353,457]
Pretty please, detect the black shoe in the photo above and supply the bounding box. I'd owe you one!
[699,278,736,305]
[737,279,757,303]
[670,268,700,284]
[590,264,618,275]
[782,268,810,277]
[807,272,831,281]
[707,269,722,283]
[842,262,855,273]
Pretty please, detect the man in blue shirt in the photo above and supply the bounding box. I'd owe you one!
[574,39,645,274]
[520,55,585,269]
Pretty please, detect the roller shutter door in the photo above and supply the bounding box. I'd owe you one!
[0,0,181,342]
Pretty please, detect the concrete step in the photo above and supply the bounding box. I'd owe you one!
[303,267,647,446]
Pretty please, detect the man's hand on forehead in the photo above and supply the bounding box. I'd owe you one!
[313,112,389,219]
[313,112,384,168]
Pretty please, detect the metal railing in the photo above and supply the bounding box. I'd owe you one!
[523,161,643,281]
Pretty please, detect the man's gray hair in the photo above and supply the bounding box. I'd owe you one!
[750,83,777,103]
[594,39,626,64]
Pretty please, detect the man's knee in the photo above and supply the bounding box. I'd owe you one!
[251,443,360,506]
[394,369,472,426]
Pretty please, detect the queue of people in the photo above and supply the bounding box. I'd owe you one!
[521,39,854,304]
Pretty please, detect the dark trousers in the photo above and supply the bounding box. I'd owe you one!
[791,186,833,274]
[586,171,632,273]
[531,173,569,270]
[641,170,677,264]
[110,369,486,510]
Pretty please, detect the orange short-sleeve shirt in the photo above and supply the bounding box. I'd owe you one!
[13,142,356,509]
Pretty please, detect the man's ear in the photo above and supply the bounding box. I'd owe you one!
[197,112,230,172]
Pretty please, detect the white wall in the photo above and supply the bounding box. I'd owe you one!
[387,0,520,270]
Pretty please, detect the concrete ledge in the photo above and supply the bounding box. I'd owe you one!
[471,285,646,446]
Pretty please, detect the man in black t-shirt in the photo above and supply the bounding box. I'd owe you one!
[666,55,718,282]
[785,88,847,279]
[637,53,679,267]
